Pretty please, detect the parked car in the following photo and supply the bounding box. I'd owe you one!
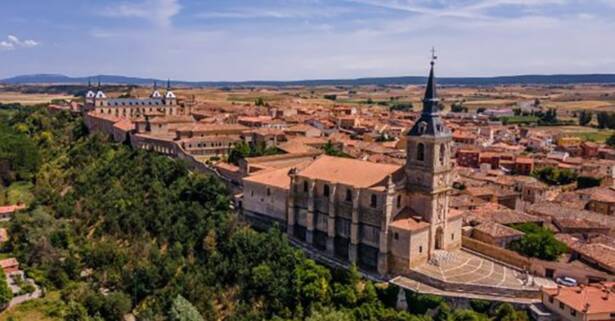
[556,277,577,287]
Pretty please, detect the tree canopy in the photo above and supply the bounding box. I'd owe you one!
[508,223,568,261]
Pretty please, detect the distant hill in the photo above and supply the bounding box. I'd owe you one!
[3,73,615,87]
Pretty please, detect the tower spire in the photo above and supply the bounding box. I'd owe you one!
[422,47,439,115]
[87,78,92,89]
[166,78,171,90]
[407,48,448,138]
[154,80,157,90]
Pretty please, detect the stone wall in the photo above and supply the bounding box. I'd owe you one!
[462,236,531,269]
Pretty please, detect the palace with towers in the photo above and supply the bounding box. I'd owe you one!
[84,80,189,118]
[241,58,462,276]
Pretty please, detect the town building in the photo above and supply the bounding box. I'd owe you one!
[542,283,615,321]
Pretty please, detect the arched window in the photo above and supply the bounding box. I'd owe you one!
[417,143,425,161]
[345,189,352,202]
[323,184,330,197]
[439,144,446,164]
[370,194,377,208]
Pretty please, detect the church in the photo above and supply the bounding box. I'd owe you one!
[242,58,463,276]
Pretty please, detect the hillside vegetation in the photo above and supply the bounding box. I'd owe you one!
[0,107,528,321]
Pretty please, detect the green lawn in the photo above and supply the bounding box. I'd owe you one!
[499,115,540,125]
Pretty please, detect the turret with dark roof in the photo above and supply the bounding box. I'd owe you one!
[407,57,450,138]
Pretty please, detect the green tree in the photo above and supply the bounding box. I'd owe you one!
[65,301,91,321]
[255,97,266,106]
[0,124,41,184]
[532,167,577,186]
[390,102,413,112]
[0,267,12,307]
[597,112,615,129]
[578,111,592,126]
[508,223,568,261]
[323,141,349,158]
[228,141,251,165]
[577,176,602,189]
[169,295,204,321]
[451,101,468,113]
[494,303,529,321]
[307,308,352,321]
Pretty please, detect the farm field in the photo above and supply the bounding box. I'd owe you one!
[0,92,73,105]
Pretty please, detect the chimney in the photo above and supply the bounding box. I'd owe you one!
[583,303,590,313]
[556,285,561,296]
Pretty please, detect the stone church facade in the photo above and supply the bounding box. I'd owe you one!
[242,59,462,276]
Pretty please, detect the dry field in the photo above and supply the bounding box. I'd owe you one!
[543,100,615,111]
[0,92,74,105]
[2,83,615,115]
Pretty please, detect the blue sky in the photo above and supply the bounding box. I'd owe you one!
[1,0,614,81]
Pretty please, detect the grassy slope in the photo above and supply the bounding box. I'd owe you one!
[0,292,63,321]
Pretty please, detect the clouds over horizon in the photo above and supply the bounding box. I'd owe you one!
[101,0,181,28]
[0,35,39,50]
[0,0,614,80]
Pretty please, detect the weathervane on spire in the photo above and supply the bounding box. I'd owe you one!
[430,47,437,65]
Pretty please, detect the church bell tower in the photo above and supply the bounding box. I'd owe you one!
[405,50,453,257]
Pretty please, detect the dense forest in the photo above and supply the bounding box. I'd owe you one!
[0,107,529,321]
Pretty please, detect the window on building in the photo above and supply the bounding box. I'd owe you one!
[323,184,330,197]
[370,194,377,208]
[303,181,308,192]
[266,188,271,196]
[346,189,352,202]
[559,302,564,310]
[451,233,455,240]
[417,143,425,161]
[397,195,401,208]
[570,309,576,316]
[419,246,423,253]
[394,232,399,240]
[548,296,554,303]
[250,190,254,197]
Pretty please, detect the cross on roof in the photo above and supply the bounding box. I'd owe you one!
[431,47,438,65]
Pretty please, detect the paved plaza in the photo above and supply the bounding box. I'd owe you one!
[392,250,556,301]
[414,250,539,290]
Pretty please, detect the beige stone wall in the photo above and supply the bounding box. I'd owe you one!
[243,180,288,223]
[462,236,531,269]
[409,229,429,267]
[445,216,462,250]
[390,227,410,261]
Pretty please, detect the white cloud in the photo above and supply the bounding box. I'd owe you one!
[102,0,181,28]
[0,35,39,50]
[346,0,569,20]
[196,5,351,20]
